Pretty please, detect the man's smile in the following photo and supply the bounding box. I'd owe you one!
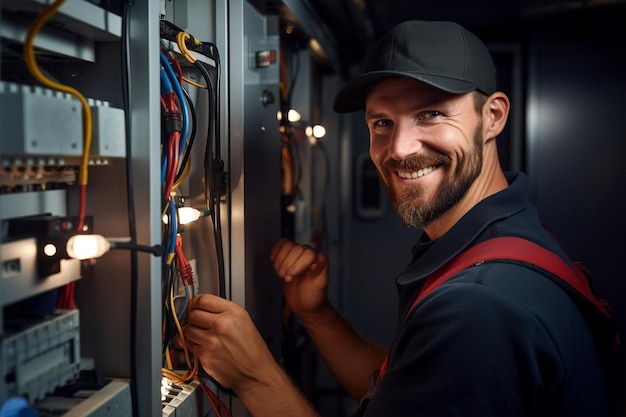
[396,165,438,179]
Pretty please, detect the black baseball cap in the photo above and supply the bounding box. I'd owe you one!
[332,20,496,113]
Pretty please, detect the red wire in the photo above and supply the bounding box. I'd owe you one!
[198,378,233,417]
[161,47,183,85]
[57,184,85,310]
[57,281,76,309]
[175,235,194,286]
[163,132,180,200]
[169,56,183,85]
[163,92,181,200]
[199,382,221,417]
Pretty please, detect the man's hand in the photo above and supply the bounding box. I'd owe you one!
[184,294,276,393]
[184,293,320,417]
[269,238,330,317]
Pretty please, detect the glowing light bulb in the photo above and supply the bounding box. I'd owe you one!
[177,207,202,224]
[43,243,57,257]
[312,124,326,138]
[287,109,301,122]
[162,207,209,224]
[66,234,111,260]
[306,124,326,142]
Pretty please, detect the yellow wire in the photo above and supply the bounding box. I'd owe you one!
[176,32,197,64]
[23,0,92,187]
[182,76,207,89]
[165,346,174,370]
[162,368,195,384]
[166,284,197,380]
[170,285,194,368]
[172,154,192,191]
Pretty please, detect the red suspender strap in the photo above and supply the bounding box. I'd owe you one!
[414,236,609,317]
[375,236,609,386]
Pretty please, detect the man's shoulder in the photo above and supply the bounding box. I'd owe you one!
[427,260,582,316]
[411,260,596,350]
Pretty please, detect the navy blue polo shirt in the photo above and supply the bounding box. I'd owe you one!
[364,173,606,416]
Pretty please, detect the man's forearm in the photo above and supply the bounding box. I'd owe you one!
[236,364,319,417]
[298,302,388,400]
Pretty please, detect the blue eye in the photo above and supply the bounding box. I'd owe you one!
[421,111,442,119]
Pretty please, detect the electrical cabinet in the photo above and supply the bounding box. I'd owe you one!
[0,1,283,416]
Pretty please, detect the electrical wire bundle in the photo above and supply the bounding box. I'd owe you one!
[159,24,230,417]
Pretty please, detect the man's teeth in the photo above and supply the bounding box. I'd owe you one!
[397,166,435,179]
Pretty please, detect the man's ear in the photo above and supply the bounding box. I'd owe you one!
[483,92,510,140]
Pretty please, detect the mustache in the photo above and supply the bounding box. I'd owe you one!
[382,151,450,171]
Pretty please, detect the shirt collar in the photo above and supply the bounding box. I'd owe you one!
[398,172,529,285]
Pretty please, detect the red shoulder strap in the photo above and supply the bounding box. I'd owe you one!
[376,236,609,387]
[412,236,609,318]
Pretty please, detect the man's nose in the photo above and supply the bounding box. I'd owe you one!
[389,124,422,160]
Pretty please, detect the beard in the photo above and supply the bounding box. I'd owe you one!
[379,122,484,229]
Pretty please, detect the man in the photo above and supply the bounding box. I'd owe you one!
[185,20,606,416]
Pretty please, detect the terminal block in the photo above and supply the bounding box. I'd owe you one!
[0,309,81,404]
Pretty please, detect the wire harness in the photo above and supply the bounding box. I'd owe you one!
[159,20,231,417]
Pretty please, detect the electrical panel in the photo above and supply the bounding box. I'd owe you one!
[0,0,132,415]
[1,1,284,416]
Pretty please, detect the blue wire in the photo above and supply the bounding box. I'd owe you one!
[160,51,190,158]
[160,67,173,95]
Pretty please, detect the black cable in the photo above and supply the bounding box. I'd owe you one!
[161,265,171,355]
[174,87,197,183]
[211,44,221,183]
[160,211,173,358]
[211,48,226,300]
[196,61,215,214]
[161,262,176,359]
[212,47,225,299]
[121,2,138,416]
[195,56,226,299]
[111,242,163,256]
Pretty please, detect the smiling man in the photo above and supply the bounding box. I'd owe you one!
[185,21,608,417]
[365,78,508,237]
